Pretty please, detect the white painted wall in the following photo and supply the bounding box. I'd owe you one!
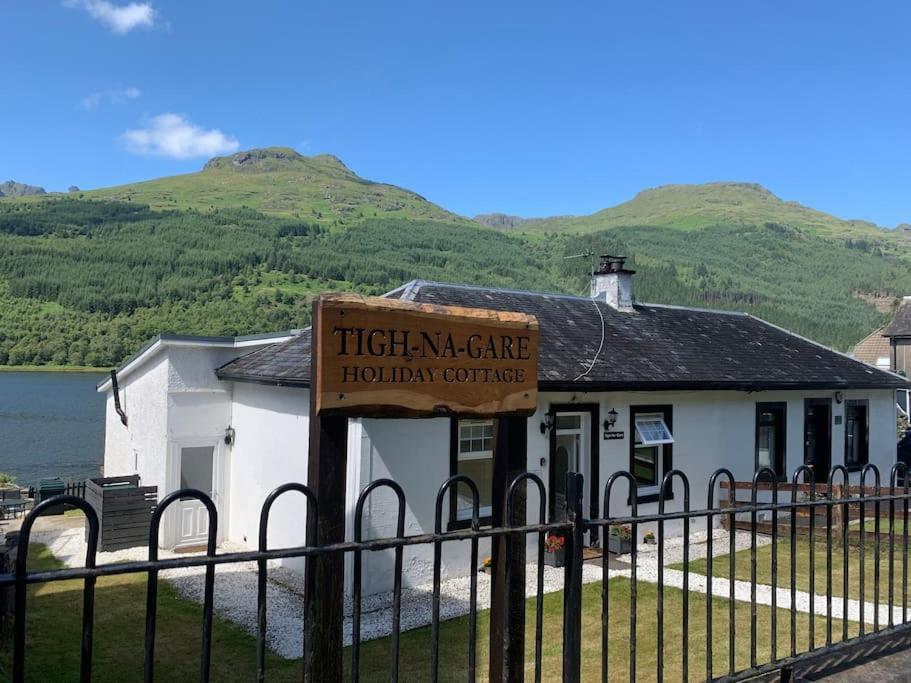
[103,345,900,594]
[228,382,310,571]
[101,340,283,548]
[354,418,495,596]
[102,353,169,493]
[354,387,899,591]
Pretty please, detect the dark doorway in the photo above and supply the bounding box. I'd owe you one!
[755,402,787,481]
[804,398,832,478]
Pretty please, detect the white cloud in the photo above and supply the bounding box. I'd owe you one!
[81,86,141,111]
[121,113,240,159]
[65,0,158,35]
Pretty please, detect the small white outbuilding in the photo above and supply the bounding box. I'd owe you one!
[98,257,909,594]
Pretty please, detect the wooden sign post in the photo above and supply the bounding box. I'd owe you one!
[305,293,539,681]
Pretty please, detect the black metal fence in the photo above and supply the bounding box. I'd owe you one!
[2,463,911,682]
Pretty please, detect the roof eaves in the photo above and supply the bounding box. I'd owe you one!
[214,372,311,388]
[538,378,910,392]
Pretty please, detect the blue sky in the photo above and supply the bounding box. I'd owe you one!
[3,2,911,226]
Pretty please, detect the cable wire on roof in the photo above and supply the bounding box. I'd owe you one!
[573,290,606,382]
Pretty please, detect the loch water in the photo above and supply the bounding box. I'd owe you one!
[0,372,105,486]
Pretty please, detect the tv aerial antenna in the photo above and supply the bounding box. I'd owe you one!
[563,248,596,277]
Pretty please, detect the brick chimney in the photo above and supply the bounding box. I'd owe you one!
[591,255,635,312]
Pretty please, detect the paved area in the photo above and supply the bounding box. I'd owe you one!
[794,632,911,681]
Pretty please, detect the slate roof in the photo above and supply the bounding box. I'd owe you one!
[884,299,911,337]
[215,280,910,391]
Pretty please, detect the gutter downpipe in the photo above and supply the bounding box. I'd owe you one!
[111,369,128,427]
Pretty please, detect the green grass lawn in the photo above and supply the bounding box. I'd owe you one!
[850,517,909,535]
[3,545,848,682]
[676,535,911,608]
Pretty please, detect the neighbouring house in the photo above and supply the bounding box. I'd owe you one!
[852,326,891,371]
[884,297,911,377]
[99,256,909,596]
[853,297,911,415]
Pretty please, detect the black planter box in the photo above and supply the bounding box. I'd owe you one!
[544,549,565,567]
[607,536,632,554]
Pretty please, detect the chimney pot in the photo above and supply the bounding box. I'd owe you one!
[591,254,636,312]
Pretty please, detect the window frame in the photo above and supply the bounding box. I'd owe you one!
[634,415,674,446]
[448,418,494,529]
[844,399,870,471]
[755,402,787,482]
[633,442,661,489]
[628,405,674,504]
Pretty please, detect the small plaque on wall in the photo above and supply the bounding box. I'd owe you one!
[834,415,843,425]
[604,431,625,440]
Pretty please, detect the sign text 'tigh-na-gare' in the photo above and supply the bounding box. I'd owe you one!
[314,294,539,417]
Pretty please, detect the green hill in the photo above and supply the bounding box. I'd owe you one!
[84,147,461,225]
[1,150,911,368]
[516,182,896,239]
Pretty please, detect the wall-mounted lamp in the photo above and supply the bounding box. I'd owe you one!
[539,414,554,435]
[224,426,236,446]
[834,391,844,405]
[603,408,618,431]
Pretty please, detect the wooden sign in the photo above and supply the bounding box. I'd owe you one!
[313,293,539,417]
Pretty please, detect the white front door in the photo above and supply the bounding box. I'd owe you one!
[551,413,589,521]
[176,445,216,547]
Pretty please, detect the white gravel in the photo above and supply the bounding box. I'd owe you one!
[31,524,892,661]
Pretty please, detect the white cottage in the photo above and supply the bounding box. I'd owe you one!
[98,257,909,594]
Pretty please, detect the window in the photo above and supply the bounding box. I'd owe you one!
[555,414,582,431]
[630,406,674,497]
[755,403,787,481]
[845,400,869,469]
[453,420,494,522]
[634,416,674,446]
[633,443,660,488]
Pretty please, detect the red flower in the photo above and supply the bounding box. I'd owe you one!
[545,533,565,553]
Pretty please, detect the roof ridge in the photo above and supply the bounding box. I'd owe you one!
[411,280,756,318]
[405,278,587,301]
[639,302,748,317]
[381,281,417,299]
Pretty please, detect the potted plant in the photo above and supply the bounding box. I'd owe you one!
[0,472,18,499]
[643,530,657,545]
[544,532,566,567]
[607,525,633,554]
